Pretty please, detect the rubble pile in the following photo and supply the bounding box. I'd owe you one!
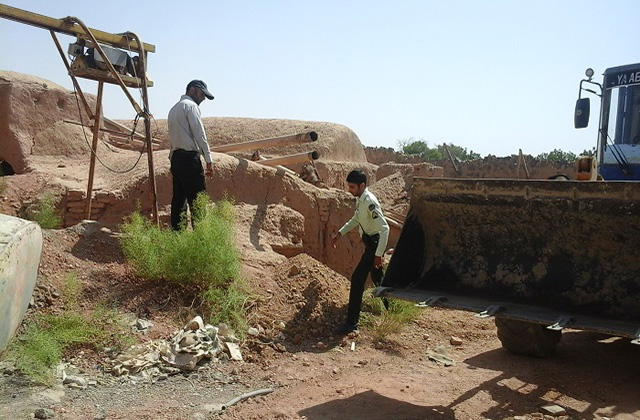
[109,316,240,381]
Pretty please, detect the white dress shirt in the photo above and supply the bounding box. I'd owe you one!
[167,95,212,163]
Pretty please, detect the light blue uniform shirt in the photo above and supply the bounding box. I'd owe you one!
[338,188,389,257]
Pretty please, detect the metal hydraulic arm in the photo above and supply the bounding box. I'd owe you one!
[0,4,159,224]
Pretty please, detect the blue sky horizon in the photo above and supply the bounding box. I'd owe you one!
[1,1,638,157]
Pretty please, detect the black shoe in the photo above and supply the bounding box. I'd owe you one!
[334,323,358,335]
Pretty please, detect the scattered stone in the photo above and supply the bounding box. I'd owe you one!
[292,334,302,345]
[63,375,87,388]
[423,333,430,340]
[302,361,311,367]
[247,327,260,336]
[289,264,300,276]
[34,408,55,419]
[530,413,544,418]
[67,220,101,236]
[332,368,340,374]
[134,318,153,333]
[157,374,168,381]
[540,404,567,416]
[426,345,455,366]
[357,360,368,366]
[218,323,229,336]
[93,409,107,420]
[317,341,327,349]
[450,336,463,346]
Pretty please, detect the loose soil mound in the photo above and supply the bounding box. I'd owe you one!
[249,253,350,341]
[0,71,97,174]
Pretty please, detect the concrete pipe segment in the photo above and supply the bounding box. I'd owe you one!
[0,215,42,354]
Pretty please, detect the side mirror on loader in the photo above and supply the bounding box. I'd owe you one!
[574,97,590,128]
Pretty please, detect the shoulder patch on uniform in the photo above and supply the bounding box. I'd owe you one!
[368,203,376,211]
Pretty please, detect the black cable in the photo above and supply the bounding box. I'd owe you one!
[72,83,147,174]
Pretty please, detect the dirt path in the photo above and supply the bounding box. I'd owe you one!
[217,310,640,420]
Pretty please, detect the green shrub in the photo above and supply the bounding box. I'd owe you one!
[360,291,421,341]
[202,280,249,337]
[5,272,134,384]
[26,192,63,229]
[120,194,247,332]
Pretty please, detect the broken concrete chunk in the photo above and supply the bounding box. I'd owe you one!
[540,404,567,416]
[426,345,455,366]
[225,342,243,361]
[63,375,87,388]
[134,318,153,333]
[186,316,205,331]
[449,336,463,346]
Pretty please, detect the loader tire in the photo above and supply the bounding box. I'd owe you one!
[495,317,561,357]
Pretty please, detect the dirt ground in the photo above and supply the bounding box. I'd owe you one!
[1,71,638,420]
[1,225,639,420]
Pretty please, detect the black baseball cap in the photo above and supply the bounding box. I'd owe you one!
[186,80,214,100]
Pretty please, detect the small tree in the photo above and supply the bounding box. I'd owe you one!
[536,149,578,163]
[397,138,480,161]
[580,147,596,157]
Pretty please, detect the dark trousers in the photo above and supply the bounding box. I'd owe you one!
[346,233,384,326]
[170,150,206,230]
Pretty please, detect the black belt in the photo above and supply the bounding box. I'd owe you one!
[173,149,198,154]
[362,232,380,246]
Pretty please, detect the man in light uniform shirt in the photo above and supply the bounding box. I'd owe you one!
[167,80,214,230]
[331,170,389,334]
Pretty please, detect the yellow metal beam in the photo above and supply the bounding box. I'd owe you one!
[0,4,155,53]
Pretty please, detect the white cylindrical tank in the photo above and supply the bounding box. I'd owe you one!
[0,214,42,354]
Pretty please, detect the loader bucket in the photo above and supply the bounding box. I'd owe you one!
[383,178,640,320]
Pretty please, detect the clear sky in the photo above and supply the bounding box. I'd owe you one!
[1,1,638,157]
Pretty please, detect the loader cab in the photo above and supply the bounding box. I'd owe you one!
[576,63,640,180]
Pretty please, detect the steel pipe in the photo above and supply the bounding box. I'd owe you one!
[211,131,317,153]
[260,151,319,167]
